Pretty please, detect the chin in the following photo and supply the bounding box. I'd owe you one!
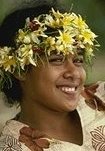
[65,100,78,112]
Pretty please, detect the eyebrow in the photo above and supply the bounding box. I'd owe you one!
[48,54,64,59]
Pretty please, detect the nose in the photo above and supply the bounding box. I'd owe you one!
[63,60,80,80]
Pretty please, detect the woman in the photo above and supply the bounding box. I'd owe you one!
[0,2,105,151]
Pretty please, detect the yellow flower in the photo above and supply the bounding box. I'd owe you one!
[45,37,55,46]
[45,37,56,55]
[0,47,16,72]
[74,15,88,30]
[30,32,40,44]
[17,44,36,69]
[85,45,94,57]
[57,30,75,46]
[56,44,64,52]
[17,29,26,43]
[23,35,31,44]
[62,13,76,27]
[55,44,74,55]
[51,8,64,18]
[80,29,97,45]
[1,56,16,72]
[45,14,61,28]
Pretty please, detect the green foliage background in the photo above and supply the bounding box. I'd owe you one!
[0,0,105,83]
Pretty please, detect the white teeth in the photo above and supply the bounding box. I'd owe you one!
[61,87,76,93]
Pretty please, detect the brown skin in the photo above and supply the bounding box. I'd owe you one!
[18,53,86,145]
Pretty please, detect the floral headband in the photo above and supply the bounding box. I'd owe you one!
[0,8,99,89]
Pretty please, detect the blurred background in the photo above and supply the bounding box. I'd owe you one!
[0,0,105,83]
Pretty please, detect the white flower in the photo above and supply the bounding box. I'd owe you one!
[23,35,31,44]
[31,32,40,44]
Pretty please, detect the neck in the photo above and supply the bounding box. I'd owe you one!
[18,98,77,140]
[18,98,83,145]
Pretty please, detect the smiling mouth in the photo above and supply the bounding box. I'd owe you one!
[57,86,78,95]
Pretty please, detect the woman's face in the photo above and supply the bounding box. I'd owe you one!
[23,52,86,112]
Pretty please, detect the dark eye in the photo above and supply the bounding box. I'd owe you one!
[49,55,65,65]
[73,56,84,66]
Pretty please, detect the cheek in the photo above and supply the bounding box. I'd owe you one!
[32,69,55,91]
[40,66,60,84]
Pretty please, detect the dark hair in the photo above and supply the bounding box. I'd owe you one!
[0,4,59,104]
[0,4,57,47]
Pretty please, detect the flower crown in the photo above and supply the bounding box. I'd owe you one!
[0,8,99,89]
